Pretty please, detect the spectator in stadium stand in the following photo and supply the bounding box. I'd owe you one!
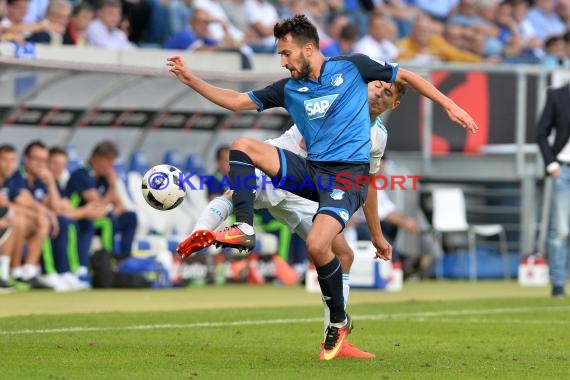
[66,141,137,276]
[536,82,570,298]
[565,31,570,59]
[377,0,421,39]
[28,0,72,45]
[448,0,507,60]
[321,22,359,56]
[163,9,252,69]
[412,0,459,23]
[1,0,55,44]
[353,12,399,61]
[220,0,249,34]
[510,0,544,60]
[120,0,153,44]
[397,12,483,63]
[0,144,50,289]
[86,0,133,50]
[24,0,48,24]
[243,0,280,53]
[541,34,570,67]
[524,0,566,42]
[164,8,225,50]
[63,2,94,46]
[319,13,350,52]
[169,0,193,36]
[193,0,246,44]
[556,0,570,29]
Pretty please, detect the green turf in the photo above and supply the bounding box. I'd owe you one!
[1,282,568,379]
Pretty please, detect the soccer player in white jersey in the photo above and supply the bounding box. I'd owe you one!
[177,80,406,358]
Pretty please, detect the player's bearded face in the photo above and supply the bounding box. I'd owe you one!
[288,51,311,80]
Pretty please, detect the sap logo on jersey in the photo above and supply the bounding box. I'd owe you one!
[304,94,339,120]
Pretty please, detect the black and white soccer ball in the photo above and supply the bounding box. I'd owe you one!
[141,164,186,211]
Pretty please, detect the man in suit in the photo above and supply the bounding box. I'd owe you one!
[537,82,570,298]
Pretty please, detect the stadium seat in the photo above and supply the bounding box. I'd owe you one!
[66,145,84,173]
[431,187,509,281]
[130,150,150,175]
[113,157,128,181]
[185,153,206,176]
[163,149,184,170]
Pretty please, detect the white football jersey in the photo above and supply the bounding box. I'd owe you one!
[266,119,387,173]
[254,119,387,208]
[369,116,388,175]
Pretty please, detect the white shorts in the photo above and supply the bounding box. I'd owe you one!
[253,168,316,240]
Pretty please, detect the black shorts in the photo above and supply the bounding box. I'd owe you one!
[274,148,369,229]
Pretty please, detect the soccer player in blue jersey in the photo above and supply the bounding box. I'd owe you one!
[66,141,137,278]
[167,15,477,360]
[178,80,406,358]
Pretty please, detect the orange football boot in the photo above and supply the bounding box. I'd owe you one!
[176,230,216,258]
[213,224,256,253]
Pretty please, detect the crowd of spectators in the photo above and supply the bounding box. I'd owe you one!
[1,0,570,67]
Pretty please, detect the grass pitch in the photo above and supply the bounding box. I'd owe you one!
[1,282,568,379]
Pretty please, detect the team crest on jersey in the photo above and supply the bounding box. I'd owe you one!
[297,87,309,92]
[34,188,46,200]
[330,189,344,200]
[331,73,344,87]
[304,94,339,120]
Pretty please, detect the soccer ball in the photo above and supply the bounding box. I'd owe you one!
[141,164,186,210]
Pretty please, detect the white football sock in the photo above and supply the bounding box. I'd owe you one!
[0,255,10,280]
[77,266,88,277]
[192,197,233,232]
[11,266,23,280]
[21,264,40,281]
[342,273,350,306]
[323,298,330,338]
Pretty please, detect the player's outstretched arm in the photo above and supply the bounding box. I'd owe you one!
[396,68,478,134]
[362,176,392,260]
[166,55,258,112]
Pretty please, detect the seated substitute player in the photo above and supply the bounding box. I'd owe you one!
[179,80,406,358]
[20,141,95,291]
[0,144,51,288]
[167,15,477,361]
[66,141,137,277]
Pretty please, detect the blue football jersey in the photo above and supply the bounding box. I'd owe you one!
[248,54,398,163]
[19,169,48,202]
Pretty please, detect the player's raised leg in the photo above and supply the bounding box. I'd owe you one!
[177,193,233,257]
[213,138,280,252]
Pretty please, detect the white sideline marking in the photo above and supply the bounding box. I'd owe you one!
[2,305,569,336]
[410,318,570,325]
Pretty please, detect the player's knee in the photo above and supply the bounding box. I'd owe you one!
[305,236,329,259]
[34,215,50,235]
[231,137,255,153]
[11,212,26,230]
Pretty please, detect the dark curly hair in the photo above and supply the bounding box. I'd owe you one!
[274,14,319,48]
